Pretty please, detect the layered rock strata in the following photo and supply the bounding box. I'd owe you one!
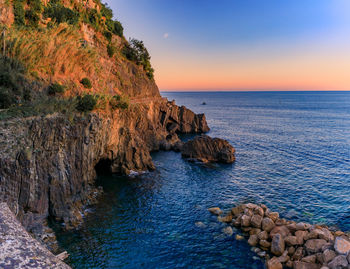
[210,203,350,269]
[0,99,209,231]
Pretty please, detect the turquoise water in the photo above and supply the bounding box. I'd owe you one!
[56,91,350,268]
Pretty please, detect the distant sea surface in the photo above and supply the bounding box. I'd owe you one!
[56,91,350,269]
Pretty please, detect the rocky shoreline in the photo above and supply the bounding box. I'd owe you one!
[209,203,350,269]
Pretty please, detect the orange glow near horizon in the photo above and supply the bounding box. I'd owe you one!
[154,44,350,91]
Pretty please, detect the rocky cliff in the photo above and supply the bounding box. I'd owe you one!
[0,99,209,232]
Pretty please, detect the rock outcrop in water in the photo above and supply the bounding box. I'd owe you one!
[0,99,209,232]
[181,135,235,163]
[211,203,350,269]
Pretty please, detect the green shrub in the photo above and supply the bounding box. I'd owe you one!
[80,77,92,89]
[109,94,129,110]
[43,3,80,25]
[48,83,65,95]
[106,20,123,37]
[13,0,25,26]
[85,8,101,30]
[122,39,154,79]
[76,94,97,112]
[104,30,112,42]
[100,3,113,21]
[0,87,17,109]
[25,9,40,27]
[0,56,29,108]
[107,43,115,58]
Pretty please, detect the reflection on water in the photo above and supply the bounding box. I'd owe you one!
[56,91,350,269]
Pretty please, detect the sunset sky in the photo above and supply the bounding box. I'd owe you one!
[105,0,350,91]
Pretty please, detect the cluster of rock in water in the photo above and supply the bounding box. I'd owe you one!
[208,203,350,269]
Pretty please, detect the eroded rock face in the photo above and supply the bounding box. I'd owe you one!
[0,99,209,230]
[181,135,235,163]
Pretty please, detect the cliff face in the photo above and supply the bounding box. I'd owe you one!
[0,99,209,230]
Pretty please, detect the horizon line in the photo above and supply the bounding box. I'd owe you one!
[160,89,350,92]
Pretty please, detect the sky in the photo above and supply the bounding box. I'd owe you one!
[105,0,350,91]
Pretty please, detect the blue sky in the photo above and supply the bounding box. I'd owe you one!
[105,0,350,91]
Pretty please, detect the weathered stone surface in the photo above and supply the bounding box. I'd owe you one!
[181,135,235,163]
[222,226,234,236]
[0,203,70,269]
[251,214,263,228]
[259,231,269,240]
[328,255,348,269]
[267,257,283,269]
[285,236,298,246]
[248,234,259,246]
[293,261,321,269]
[334,237,350,255]
[301,255,317,263]
[270,225,291,238]
[271,234,285,256]
[250,228,261,235]
[293,247,305,261]
[268,212,280,222]
[241,215,252,227]
[323,249,337,263]
[262,217,275,232]
[218,214,233,223]
[296,231,308,245]
[231,204,245,217]
[305,239,328,254]
[208,207,222,215]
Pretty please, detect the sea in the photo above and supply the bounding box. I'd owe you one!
[55,91,350,269]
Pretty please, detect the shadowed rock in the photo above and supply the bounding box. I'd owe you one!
[181,135,235,163]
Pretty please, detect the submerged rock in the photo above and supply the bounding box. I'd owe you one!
[181,135,235,163]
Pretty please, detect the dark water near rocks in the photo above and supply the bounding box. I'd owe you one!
[56,91,350,269]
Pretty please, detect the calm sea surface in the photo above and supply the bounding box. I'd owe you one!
[56,91,350,269]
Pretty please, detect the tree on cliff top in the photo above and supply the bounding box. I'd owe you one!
[123,39,154,79]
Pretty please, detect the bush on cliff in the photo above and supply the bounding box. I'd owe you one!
[43,3,80,25]
[80,78,92,89]
[107,43,116,57]
[13,0,25,26]
[48,83,65,95]
[122,39,154,79]
[109,94,129,110]
[0,56,31,108]
[76,94,97,112]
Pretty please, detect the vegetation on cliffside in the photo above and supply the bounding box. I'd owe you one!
[0,0,157,119]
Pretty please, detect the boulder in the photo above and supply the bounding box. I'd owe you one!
[262,217,275,232]
[295,231,308,245]
[248,234,259,246]
[334,237,350,255]
[267,257,283,269]
[288,246,296,255]
[222,226,234,236]
[251,214,263,228]
[231,204,245,217]
[301,255,317,263]
[271,234,285,256]
[218,214,233,223]
[293,261,321,269]
[270,226,291,238]
[241,215,251,227]
[235,234,244,240]
[260,240,271,248]
[277,250,290,263]
[254,207,264,216]
[328,255,348,269]
[293,247,305,261]
[305,239,328,254]
[181,135,235,163]
[323,249,336,264]
[208,207,222,215]
[250,228,261,235]
[268,212,280,222]
[319,228,334,242]
[285,236,298,246]
[258,231,269,240]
